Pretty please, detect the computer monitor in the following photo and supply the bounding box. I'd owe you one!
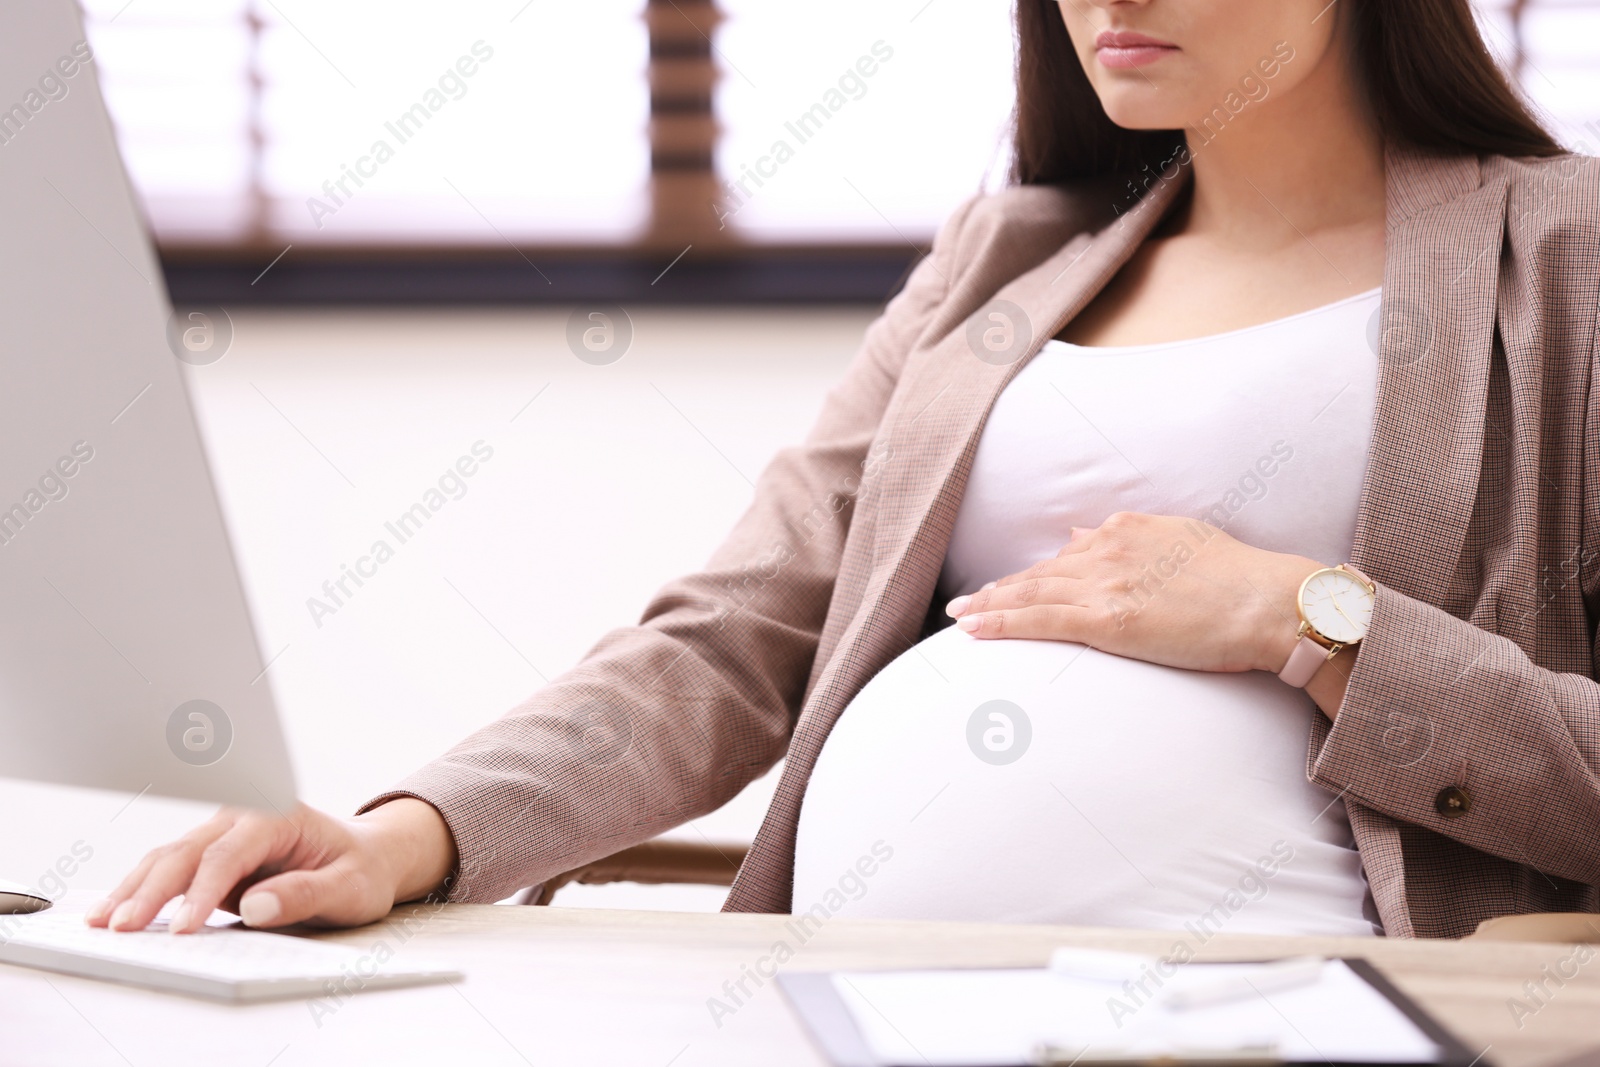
[0,0,297,812]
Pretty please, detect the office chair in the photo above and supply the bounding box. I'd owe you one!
[517,839,749,906]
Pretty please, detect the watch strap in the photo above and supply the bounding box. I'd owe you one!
[1278,633,1331,688]
[1341,562,1373,586]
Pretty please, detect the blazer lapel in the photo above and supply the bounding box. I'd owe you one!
[1348,142,1508,607]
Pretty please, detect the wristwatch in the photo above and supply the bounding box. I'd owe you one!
[1277,563,1376,688]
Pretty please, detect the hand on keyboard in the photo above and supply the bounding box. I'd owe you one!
[86,798,459,935]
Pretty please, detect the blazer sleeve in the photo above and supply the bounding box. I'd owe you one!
[1307,582,1600,889]
[358,198,974,903]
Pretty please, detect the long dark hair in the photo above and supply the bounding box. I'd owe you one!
[1011,0,1566,185]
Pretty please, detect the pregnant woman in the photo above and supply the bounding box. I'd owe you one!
[99,0,1598,940]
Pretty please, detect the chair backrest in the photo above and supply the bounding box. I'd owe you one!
[524,839,748,906]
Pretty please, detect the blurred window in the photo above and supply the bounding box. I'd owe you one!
[713,1,1016,242]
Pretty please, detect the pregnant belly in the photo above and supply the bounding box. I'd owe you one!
[793,624,1374,936]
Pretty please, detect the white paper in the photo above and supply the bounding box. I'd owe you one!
[830,960,1442,1067]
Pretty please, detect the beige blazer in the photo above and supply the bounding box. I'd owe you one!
[367,140,1600,939]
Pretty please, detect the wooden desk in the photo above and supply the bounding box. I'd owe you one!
[4,904,1598,1067]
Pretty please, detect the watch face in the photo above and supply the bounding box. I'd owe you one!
[1300,568,1374,644]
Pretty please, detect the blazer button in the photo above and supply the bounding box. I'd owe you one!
[1434,785,1472,818]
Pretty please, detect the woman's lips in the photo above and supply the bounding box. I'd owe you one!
[1095,30,1179,69]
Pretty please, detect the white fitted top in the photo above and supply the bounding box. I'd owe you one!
[793,286,1383,935]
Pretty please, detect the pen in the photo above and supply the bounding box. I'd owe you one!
[1161,956,1325,1010]
[1032,1041,1283,1066]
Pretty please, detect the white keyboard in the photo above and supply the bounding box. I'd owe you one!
[0,908,462,1002]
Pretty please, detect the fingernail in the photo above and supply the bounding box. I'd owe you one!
[240,892,281,927]
[109,901,139,930]
[86,899,112,923]
[957,614,982,633]
[170,903,195,934]
[945,595,971,618]
[980,581,997,591]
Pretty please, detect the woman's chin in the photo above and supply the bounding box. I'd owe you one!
[1097,100,1191,134]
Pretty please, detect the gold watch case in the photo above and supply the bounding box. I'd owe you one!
[1294,563,1376,653]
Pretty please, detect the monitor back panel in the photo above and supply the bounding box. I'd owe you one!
[0,0,296,810]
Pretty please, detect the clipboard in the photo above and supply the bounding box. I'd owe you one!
[778,958,1483,1067]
